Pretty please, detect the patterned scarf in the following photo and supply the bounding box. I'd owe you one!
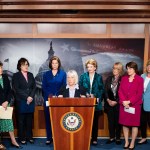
[111,77,119,98]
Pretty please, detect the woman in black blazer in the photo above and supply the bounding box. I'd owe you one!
[58,70,86,98]
[12,58,36,144]
[0,61,22,149]
[104,62,124,145]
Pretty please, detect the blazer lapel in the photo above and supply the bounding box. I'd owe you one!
[0,84,3,90]
[91,72,97,91]
[66,88,70,97]
[86,72,91,89]
[74,89,79,97]
[143,74,150,92]
[20,72,28,85]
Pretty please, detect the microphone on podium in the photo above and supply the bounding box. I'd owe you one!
[46,89,62,107]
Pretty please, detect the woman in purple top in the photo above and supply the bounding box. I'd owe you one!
[42,56,66,145]
[118,62,143,150]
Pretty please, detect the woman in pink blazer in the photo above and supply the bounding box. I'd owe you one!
[118,62,143,150]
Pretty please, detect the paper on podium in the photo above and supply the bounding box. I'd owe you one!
[124,107,135,114]
[0,106,13,119]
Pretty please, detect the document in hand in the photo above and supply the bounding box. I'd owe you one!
[124,107,135,114]
[0,106,13,119]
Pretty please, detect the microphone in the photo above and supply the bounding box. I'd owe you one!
[53,88,61,98]
[46,88,62,107]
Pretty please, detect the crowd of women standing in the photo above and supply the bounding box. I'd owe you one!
[0,55,149,150]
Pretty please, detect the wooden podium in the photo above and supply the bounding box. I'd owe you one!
[49,98,96,150]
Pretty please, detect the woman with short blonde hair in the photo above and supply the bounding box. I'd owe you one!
[58,70,86,98]
[67,70,78,85]
[85,59,97,70]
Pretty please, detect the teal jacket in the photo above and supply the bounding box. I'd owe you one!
[79,72,104,111]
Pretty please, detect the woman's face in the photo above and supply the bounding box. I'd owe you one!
[67,75,76,86]
[0,66,3,75]
[127,67,135,76]
[146,65,150,74]
[52,60,59,70]
[87,64,96,74]
[112,65,120,76]
[20,61,29,72]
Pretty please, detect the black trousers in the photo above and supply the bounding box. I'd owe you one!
[17,113,33,141]
[140,107,150,138]
[106,106,121,139]
[91,111,100,141]
[0,132,2,144]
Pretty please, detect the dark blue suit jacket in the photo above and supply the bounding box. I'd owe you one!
[12,71,36,113]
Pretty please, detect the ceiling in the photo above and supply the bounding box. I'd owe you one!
[0,0,150,22]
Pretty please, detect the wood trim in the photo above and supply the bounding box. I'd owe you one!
[1,18,150,23]
[1,0,150,4]
[106,24,111,38]
[1,0,150,23]
[0,33,145,38]
[144,24,149,69]
[110,34,145,38]
[32,24,38,36]
[2,5,150,10]
[13,105,150,137]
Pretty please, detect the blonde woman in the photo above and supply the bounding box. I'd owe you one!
[104,62,124,145]
[79,59,104,145]
[58,70,86,98]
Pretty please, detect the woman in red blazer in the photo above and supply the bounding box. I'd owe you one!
[118,62,143,150]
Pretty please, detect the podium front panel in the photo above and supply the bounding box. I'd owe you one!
[49,98,95,150]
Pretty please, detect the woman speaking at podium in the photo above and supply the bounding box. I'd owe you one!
[42,56,66,145]
[58,70,86,98]
[79,59,104,145]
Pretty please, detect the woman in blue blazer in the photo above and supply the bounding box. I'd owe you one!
[79,59,104,145]
[138,60,150,145]
[12,58,36,144]
[42,56,66,144]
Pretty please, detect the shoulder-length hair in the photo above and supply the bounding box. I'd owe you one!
[146,59,150,73]
[17,58,30,71]
[49,56,61,70]
[113,62,124,76]
[0,61,3,67]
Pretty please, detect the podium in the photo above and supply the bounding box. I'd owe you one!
[49,98,96,150]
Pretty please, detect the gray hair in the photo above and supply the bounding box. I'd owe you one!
[67,70,78,85]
